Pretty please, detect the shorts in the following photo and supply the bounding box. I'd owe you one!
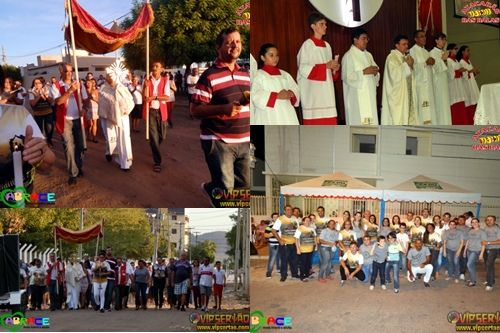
[200,285,212,296]
[213,284,223,297]
[174,279,189,295]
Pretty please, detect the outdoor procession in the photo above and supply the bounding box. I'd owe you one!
[0,0,251,208]
[0,208,250,331]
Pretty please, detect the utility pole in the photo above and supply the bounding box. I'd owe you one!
[185,227,194,262]
[193,232,200,245]
[1,46,6,64]
[165,208,171,259]
[234,209,241,292]
[78,208,84,260]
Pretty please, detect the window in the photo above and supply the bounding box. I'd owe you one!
[406,137,418,155]
[171,228,177,234]
[352,134,376,153]
[406,130,432,156]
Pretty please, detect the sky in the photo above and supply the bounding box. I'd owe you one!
[0,0,133,66]
[185,208,239,235]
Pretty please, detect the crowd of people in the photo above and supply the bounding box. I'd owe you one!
[0,27,250,208]
[19,247,228,313]
[251,12,481,126]
[258,205,499,293]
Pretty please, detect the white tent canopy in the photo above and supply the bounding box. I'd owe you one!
[382,175,481,203]
[281,172,383,199]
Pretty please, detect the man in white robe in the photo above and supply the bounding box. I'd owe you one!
[341,28,379,125]
[98,70,135,171]
[429,33,452,125]
[297,12,340,125]
[381,35,418,125]
[409,30,437,125]
[65,254,84,310]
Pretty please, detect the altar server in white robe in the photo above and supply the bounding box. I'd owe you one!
[381,35,418,125]
[98,63,135,171]
[446,43,468,124]
[457,45,480,124]
[409,30,437,125]
[341,28,379,125]
[252,43,299,125]
[429,33,452,125]
[297,12,340,125]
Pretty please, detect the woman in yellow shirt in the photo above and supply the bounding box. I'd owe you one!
[295,216,316,282]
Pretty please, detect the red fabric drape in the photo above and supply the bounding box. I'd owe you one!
[55,223,102,244]
[66,0,154,54]
[418,0,443,49]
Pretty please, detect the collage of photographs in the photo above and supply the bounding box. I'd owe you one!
[0,0,499,333]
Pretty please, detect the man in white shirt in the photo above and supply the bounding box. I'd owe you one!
[381,34,418,125]
[186,67,200,109]
[51,62,85,185]
[213,261,226,310]
[199,257,214,312]
[342,28,380,125]
[397,223,410,279]
[409,30,437,125]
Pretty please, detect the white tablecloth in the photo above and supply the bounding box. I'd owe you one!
[474,82,500,124]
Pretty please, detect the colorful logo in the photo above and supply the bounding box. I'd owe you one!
[236,2,250,26]
[189,312,249,331]
[448,311,461,324]
[0,186,56,208]
[250,310,293,333]
[0,312,50,332]
[471,126,500,150]
[460,1,500,24]
[211,188,250,208]
[448,311,500,331]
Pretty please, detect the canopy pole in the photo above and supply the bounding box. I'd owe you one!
[380,200,385,226]
[66,0,87,149]
[476,203,481,220]
[145,0,150,141]
[53,226,59,294]
[95,234,100,259]
[279,194,285,215]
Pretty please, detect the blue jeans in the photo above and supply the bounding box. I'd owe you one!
[370,261,386,286]
[361,262,373,283]
[466,250,480,283]
[48,280,58,310]
[319,246,333,279]
[279,244,298,279]
[387,260,400,289]
[62,119,84,177]
[266,244,280,277]
[446,249,460,279]
[104,279,115,310]
[485,249,498,287]
[429,248,440,278]
[135,282,148,308]
[459,248,467,274]
[399,253,407,276]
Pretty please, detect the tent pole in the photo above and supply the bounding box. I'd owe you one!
[95,234,99,259]
[145,0,150,141]
[66,0,87,149]
[476,203,481,220]
[380,200,385,227]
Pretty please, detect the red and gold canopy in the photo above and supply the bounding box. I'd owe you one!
[55,223,103,244]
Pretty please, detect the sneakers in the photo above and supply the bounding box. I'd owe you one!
[369,285,374,290]
[455,279,459,283]
[381,285,387,290]
[394,289,399,293]
[467,282,476,287]
[301,278,309,282]
[482,281,488,286]
[445,277,450,281]
[266,276,272,280]
[340,280,345,287]
[485,286,493,291]
[424,282,430,288]
[279,277,286,282]
[459,274,465,280]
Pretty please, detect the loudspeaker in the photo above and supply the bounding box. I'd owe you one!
[0,234,20,295]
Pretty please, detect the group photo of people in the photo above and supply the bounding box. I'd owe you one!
[254,205,500,294]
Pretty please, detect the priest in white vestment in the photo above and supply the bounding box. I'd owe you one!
[429,33,452,125]
[457,46,480,124]
[381,35,418,125]
[341,28,379,125]
[98,61,135,171]
[297,12,340,125]
[409,30,437,125]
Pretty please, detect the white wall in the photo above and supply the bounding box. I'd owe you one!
[264,126,500,211]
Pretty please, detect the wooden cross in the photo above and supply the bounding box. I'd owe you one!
[352,0,361,22]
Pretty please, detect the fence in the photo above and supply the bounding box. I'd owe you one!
[19,244,57,266]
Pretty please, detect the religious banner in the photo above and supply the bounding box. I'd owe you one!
[417,0,443,37]
[321,180,348,188]
[54,223,103,244]
[65,0,154,54]
[413,181,444,190]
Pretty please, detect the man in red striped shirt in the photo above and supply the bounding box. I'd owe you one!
[191,27,250,207]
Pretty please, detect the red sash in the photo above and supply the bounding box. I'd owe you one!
[118,264,127,285]
[55,83,81,134]
[46,262,63,285]
[142,76,168,121]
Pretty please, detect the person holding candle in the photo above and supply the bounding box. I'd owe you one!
[0,68,55,207]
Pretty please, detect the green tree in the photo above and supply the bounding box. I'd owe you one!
[225,213,243,264]
[122,0,248,69]
[188,240,217,263]
[2,64,22,82]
